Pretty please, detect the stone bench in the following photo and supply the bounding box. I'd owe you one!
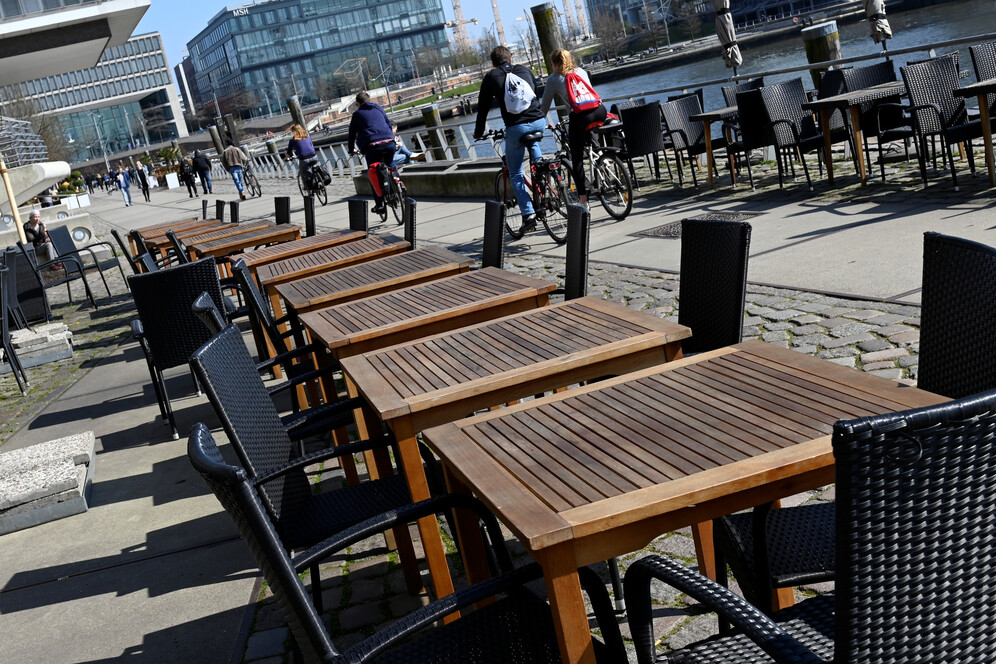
[0,323,73,374]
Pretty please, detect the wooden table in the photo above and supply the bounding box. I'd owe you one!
[133,218,219,253]
[802,80,905,185]
[189,224,302,260]
[275,246,474,315]
[237,230,366,276]
[144,221,264,253]
[954,78,996,186]
[301,267,556,605]
[688,105,738,187]
[423,341,945,663]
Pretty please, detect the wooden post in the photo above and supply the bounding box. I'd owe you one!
[0,154,26,244]
[421,105,447,161]
[801,21,842,89]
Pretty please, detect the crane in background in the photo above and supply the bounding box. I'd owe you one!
[446,2,474,52]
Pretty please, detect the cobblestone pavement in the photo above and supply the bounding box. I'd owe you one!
[2,154,935,661]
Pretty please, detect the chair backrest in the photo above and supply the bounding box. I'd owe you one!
[187,423,337,662]
[817,68,848,131]
[0,266,11,341]
[126,257,227,371]
[901,55,966,134]
[841,61,900,132]
[833,390,996,662]
[610,98,646,116]
[734,88,774,151]
[46,226,84,265]
[722,77,764,107]
[165,230,191,264]
[677,219,751,354]
[759,78,819,145]
[110,229,144,275]
[129,229,151,255]
[229,259,291,355]
[661,95,706,151]
[667,88,704,109]
[192,291,226,335]
[917,232,996,399]
[5,245,49,322]
[188,324,311,527]
[620,101,666,157]
[969,41,996,112]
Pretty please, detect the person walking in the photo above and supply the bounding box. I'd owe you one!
[540,49,608,208]
[117,168,133,206]
[179,156,198,198]
[135,166,151,202]
[473,45,546,232]
[222,142,249,201]
[192,150,212,195]
[347,91,396,216]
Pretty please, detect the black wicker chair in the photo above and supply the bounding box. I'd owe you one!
[626,390,996,663]
[164,230,192,264]
[1,250,31,331]
[969,41,996,117]
[187,422,624,664]
[759,78,831,190]
[47,225,123,297]
[2,246,49,324]
[721,77,764,107]
[0,266,29,394]
[661,95,725,187]
[840,61,915,182]
[677,218,751,354]
[620,101,669,186]
[127,257,230,439]
[724,88,774,189]
[15,240,98,311]
[188,324,421,610]
[129,229,183,270]
[901,55,984,190]
[110,229,147,275]
[815,69,861,175]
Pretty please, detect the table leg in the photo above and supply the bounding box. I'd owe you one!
[343,375,385,484]
[540,544,598,664]
[391,417,459,620]
[819,109,835,186]
[849,107,867,184]
[979,94,995,187]
[264,286,285,378]
[703,121,715,188]
[443,465,493,588]
[691,521,716,580]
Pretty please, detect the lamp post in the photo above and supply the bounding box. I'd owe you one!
[374,50,395,112]
[88,112,111,171]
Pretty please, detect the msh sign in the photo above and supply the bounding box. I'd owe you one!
[232,7,250,16]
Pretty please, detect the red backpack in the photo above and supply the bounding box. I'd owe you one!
[565,71,601,113]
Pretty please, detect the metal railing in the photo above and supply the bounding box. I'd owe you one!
[0,117,47,167]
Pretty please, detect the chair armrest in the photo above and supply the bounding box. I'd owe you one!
[257,343,336,373]
[669,127,690,150]
[624,555,824,664]
[80,240,117,257]
[765,119,802,147]
[281,396,361,433]
[130,319,144,339]
[36,255,84,272]
[909,102,943,129]
[251,432,396,486]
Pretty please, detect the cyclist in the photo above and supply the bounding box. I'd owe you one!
[474,45,545,233]
[347,91,396,217]
[540,49,608,209]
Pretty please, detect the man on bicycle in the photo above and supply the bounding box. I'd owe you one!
[540,49,608,208]
[474,45,545,232]
[347,91,395,217]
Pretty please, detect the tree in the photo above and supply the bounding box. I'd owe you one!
[592,11,627,61]
[675,0,702,40]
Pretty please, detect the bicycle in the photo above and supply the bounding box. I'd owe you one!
[369,161,407,225]
[481,128,574,244]
[292,158,328,206]
[243,165,262,198]
[551,117,633,220]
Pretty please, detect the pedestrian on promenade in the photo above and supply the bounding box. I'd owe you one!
[135,166,151,203]
[40,185,56,208]
[540,49,608,208]
[473,45,545,232]
[23,210,61,268]
[179,156,198,198]
[222,142,249,201]
[347,91,395,216]
[192,150,212,194]
[117,168,133,206]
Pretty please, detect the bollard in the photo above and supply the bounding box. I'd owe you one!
[564,204,590,300]
[229,200,240,225]
[802,21,842,89]
[347,197,369,233]
[223,114,239,145]
[421,105,447,161]
[531,2,565,76]
[403,197,417,249]
[208,125,225,155]
[201,198,209,220]
[266,140,279,156]
[274,196,291,225]
[303,195,316,236]
[482,200,505,269]
[287,95,307,131]
[215,200,226,223]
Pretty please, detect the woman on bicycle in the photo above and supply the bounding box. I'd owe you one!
[540,49,608,208]
[284,124,316,169]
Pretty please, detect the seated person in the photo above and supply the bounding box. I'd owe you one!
[23,210,61,269]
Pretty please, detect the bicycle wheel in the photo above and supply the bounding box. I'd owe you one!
[494,170,525,240]
[315,182,328,206]
[245,171,262,197]
[389,177,404,225]
[540,168,570,245]
[297,171,308,197]
[595,154,633,220]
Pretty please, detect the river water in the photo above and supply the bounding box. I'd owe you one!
[451,0,992,158]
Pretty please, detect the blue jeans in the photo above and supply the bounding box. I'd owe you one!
[199,170,212,194]
[229,166,244,194]
[121,185,132,206]
[392,144,413,168]
[505,118,545,215]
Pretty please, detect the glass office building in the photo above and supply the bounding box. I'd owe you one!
[0,32,187,165]
[186,0,449,117]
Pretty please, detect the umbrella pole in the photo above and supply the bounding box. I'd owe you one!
[882,40,890,62]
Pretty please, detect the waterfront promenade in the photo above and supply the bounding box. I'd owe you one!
[0,160,991,662]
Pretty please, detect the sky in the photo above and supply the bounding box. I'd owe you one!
[135,0,534,79]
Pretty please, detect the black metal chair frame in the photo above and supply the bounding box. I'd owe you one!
[758,78,836,191]
[724,88,774,190]
[0,266,29,394]
[46,225,123,298]
[16,240,98,311]
[619,101,669,188]
[721,77,764,107]
[662,94,726,187]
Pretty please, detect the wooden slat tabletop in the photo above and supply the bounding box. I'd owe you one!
[276,246,473,314]
[144,221,249,250]
[424,340,947,552]
[300,267,555,358]
[238,229,366,269]
[173,221,270,248]
[256,234,410,287]
[138,218,219,239]
[342,297,690,424]
[191,225,302,258]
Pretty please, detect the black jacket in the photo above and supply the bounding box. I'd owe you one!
[474,63,544,137]
[192,152,211,172]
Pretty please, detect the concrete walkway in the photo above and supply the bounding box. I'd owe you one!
[0,158,991,662]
